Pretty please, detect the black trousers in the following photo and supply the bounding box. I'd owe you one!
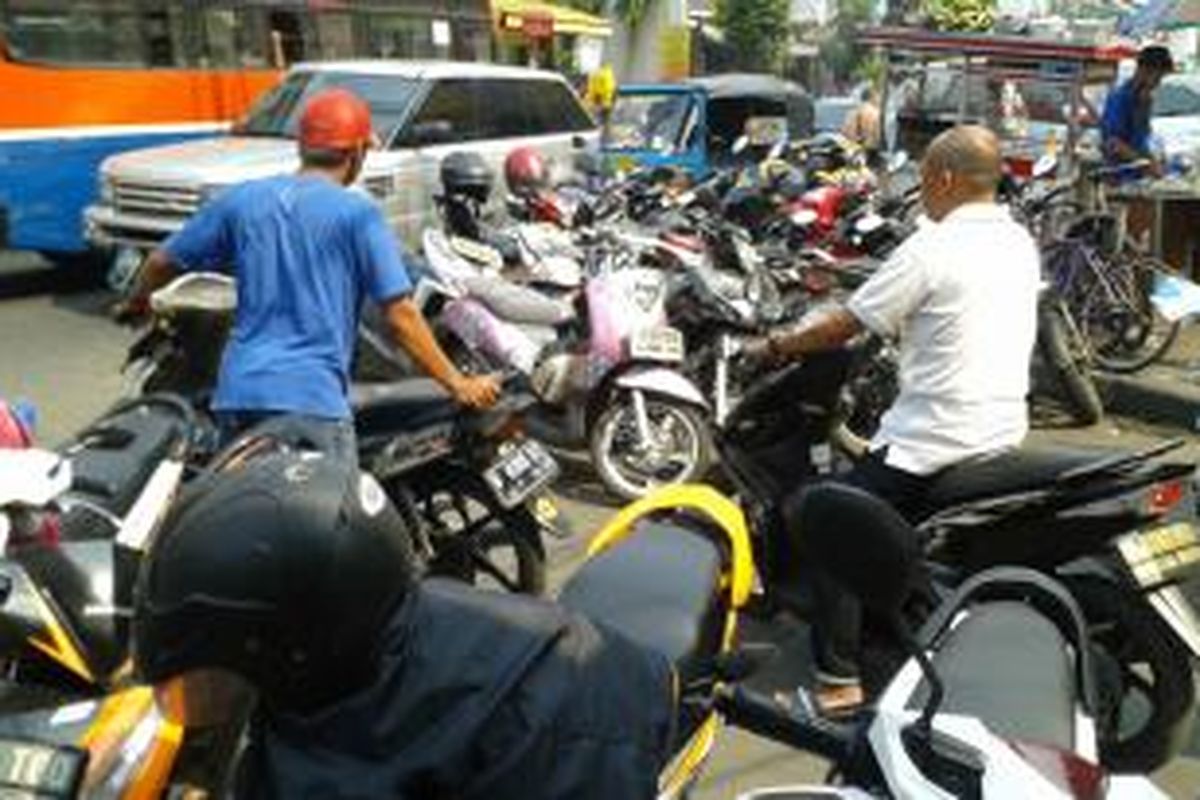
[790,448,932,684]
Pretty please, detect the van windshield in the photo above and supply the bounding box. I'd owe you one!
[239,71,420,140]
[610,92,698,153]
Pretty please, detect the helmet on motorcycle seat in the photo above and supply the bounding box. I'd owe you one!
[133,443,416,719]
[440,151,494,204]
[505,146,550,197]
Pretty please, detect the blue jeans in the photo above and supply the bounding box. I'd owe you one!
[216,410,358,470]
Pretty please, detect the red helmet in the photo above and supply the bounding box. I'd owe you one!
[504,146,549,196]
[299,88,373,152]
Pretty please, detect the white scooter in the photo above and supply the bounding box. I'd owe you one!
[717,483,1170,799]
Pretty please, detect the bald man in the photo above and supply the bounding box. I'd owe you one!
[747,126,1041,714]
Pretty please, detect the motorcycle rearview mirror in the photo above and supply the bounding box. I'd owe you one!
[732,135,750,155]
[1032,154,1058,179]
[795,484,945,738]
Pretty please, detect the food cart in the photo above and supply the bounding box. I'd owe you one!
[858,26,1135,176]
[859,27,1200,275]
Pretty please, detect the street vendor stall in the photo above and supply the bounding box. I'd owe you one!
[858,26,1135,175]
[859,27,1200,277]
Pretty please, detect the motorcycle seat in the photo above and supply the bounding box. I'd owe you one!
[558,518,725,683]
[462,275,575,327]
[67,405,189,519]
[911,600,1076,751]
[351,380,457,435]
[924,446,1124,512]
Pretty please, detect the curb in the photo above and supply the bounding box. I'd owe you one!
[1094,368,1200,433]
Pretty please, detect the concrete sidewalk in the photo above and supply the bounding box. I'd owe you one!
[1095,324,1200,433]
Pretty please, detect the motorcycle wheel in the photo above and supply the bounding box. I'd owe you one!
[403,471,547,595]
[1037,300,1104,426]
[1062,574,1196,773]
[590,396,712,502]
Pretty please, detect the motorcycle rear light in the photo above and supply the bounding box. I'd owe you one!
[1004,739,1105,800]
[1147,479,1185,516]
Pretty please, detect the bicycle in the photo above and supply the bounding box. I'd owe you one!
[1034,162,1181,373]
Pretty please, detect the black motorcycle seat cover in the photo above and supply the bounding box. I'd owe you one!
[925,445,1124,509]
[911,600,1075,751]
[558,521,724,682]
[350,380,457,432]
[67,405,186,517]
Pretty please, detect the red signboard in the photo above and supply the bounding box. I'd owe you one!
[522,11,555,39]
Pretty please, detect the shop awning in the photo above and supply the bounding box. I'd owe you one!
[492,0,614,39]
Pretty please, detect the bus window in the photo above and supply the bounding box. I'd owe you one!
[3,0,147,65]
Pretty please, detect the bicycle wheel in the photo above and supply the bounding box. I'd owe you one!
[1075,252,1180,374]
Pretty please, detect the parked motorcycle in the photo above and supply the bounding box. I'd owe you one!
[421,219,712,502]
[0,476,758,799]
[121,272,561,594]
[0,394,196,692]
[715,351,1199,772]
[722,482,1169,798]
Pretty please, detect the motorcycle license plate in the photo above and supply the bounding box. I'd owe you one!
[0,738,86,797]
[629,327,684,363]
[1117,521,1200,586]
[484,439,560,510]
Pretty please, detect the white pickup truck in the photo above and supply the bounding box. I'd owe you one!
[86,60,597,253]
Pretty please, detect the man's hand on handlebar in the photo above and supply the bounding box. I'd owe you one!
[450,373,501,410]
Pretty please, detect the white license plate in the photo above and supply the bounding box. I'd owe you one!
[0,738,86,797]
[629,326,685,363]
[1118,521,1200,586]
[484,439,560,509]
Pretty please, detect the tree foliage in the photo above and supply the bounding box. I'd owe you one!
[715,0,791,73]
[818,0,877,85]
[922,0,995,31]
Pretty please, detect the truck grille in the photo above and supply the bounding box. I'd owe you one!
[112,181,201,218]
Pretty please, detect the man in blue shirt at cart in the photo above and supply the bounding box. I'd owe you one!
[1101,45,1174,176]
[118,88,499,450]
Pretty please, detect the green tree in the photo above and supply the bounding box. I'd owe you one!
[819,0,877,85]
[922,0,995,31]
[715,0,791,72]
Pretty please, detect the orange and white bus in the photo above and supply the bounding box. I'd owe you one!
[0,1,301,263]
[0,1,497,265]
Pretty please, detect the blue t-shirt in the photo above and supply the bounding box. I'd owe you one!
[164,175,412,420]
[1101,79,1152,161]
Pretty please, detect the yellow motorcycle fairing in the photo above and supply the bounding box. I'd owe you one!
[582,483,755,799]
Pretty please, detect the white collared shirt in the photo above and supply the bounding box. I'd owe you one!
[847,202,1040,476]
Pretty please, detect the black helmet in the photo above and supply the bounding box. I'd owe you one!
[440,151,493,204]
[133,445,416,715]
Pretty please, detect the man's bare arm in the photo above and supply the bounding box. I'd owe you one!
[759,305,864,360]
[383,297,498,408]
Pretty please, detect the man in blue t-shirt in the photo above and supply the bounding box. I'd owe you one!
[1102,45,1174,174]
[119,88,498,445]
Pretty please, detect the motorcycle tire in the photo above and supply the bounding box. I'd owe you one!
[1037,301,1104,426]
[590,396,713,502]
[1061,574,1196,773]
[401,470,547,595]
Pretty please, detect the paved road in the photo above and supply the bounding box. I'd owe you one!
[2,251,1198,797]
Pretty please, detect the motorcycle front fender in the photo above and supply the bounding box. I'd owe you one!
[614,366,709,411]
